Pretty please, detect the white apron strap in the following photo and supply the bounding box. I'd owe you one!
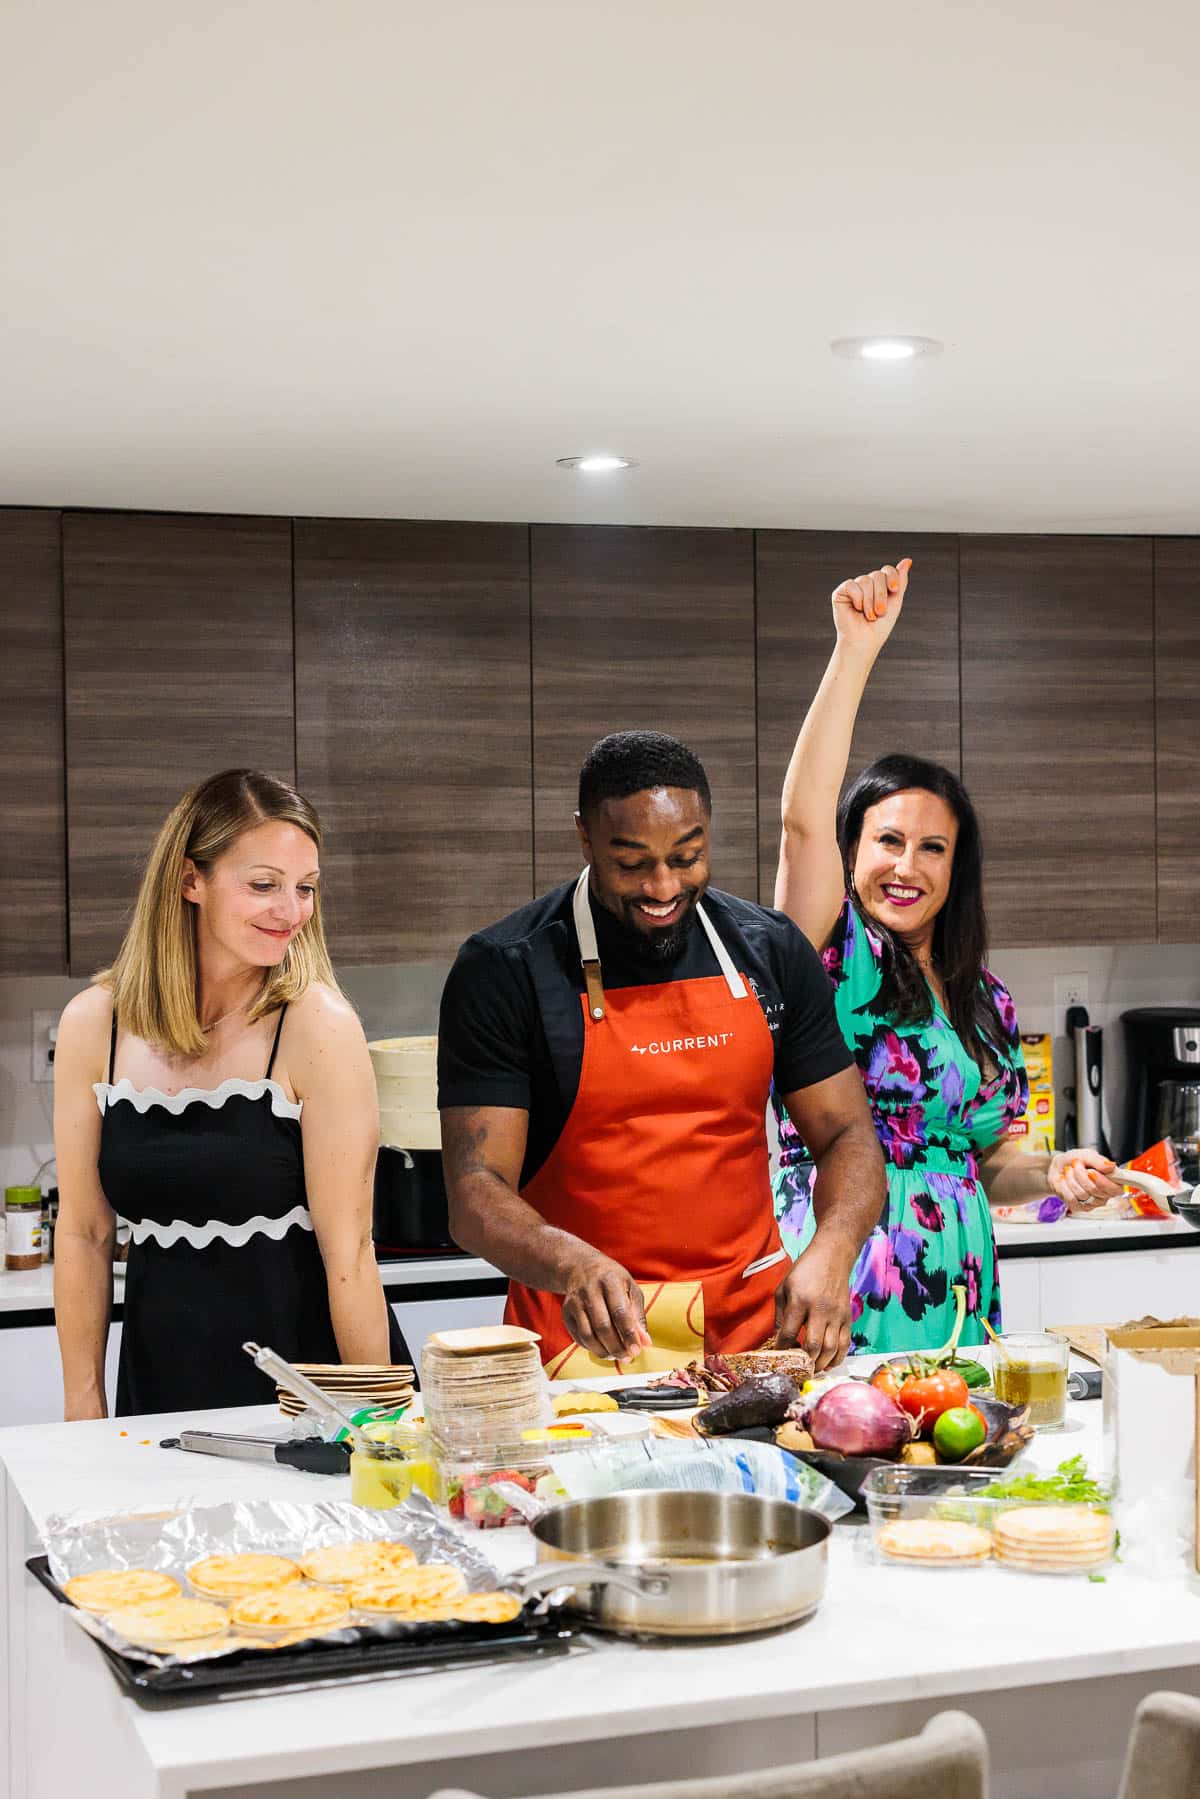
[573,869,747,1018]
[572,868,607,1021]
[696,903,748,1000]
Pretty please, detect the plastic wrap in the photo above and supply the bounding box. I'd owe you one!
[546,1437,856,1521]
[43,1493,500,1668]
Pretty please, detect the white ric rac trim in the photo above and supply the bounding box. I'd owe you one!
[93,1076,302,1121]
[127,1205,315,1251]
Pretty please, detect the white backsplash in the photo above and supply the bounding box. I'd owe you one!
[987,942,1200,1158]
[2,943,1198,1191]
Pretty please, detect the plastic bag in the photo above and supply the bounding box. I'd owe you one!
[547,1436,855,1521]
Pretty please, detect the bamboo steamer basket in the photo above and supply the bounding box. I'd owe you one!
[368,1036,441,1152]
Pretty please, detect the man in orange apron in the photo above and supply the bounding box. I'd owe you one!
[439,732,885,1375]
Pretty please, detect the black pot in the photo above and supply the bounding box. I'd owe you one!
[372,1146,462,1255]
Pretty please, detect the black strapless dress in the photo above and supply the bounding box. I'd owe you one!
[96,1006,408,1414]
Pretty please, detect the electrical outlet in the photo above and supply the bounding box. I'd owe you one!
[1053,974,1089,1030]
[31,1010,59,1084]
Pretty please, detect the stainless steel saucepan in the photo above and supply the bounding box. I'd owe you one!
[511,1489,831,1638]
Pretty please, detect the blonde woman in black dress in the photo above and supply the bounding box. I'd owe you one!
[54,768,406,1418]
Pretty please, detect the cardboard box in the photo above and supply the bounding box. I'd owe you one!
[1103,1317,1200,1569]
[1007,1033,1055,1154]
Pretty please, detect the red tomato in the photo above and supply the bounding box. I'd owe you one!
[899,1369,969,1432]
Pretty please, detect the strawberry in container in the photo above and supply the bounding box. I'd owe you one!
[448,1468,538,1529]
[440,1427,592,1528]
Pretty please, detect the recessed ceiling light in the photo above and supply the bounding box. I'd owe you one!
[556,454,637,473]
[830,335,943,362]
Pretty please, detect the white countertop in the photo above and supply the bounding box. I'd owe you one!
[993,1213,1200,1249]
[0,1255,501,1317]
[0,1264,125,1315]
[4,1378,1200,1792]
[2,1220,1195,1319]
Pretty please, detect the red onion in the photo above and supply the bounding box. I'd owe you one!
[809,1380,912,1458]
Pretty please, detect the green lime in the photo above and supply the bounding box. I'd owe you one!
[933,1405,987,1462]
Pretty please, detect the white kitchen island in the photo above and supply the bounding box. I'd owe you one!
[4,1392,1200,1799]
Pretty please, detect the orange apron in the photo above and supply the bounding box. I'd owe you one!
[506,869,789,1377]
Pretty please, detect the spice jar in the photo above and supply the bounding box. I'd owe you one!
[5,1187,44,1271]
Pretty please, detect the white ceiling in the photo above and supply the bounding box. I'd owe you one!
[4,0,1198,531]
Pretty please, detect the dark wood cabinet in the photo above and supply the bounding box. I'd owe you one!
[0,511,66,972]
[756,532,961,906]
[960,536,1155,946]
[63,513,294,974]
[0,507,1185,980]
[1154,538,1200,943]
[531,526,757,896]
[294,520,532,963]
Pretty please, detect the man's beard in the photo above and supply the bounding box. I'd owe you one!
[614,889,702,964]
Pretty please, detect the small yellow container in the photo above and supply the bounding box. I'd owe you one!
[350,1419,437,1509]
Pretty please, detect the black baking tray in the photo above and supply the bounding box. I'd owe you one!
[28,1556,578,1704]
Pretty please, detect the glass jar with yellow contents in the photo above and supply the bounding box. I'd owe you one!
[350,1418,437,1509]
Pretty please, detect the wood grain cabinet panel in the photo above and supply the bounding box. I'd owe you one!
[960,536,1155,946]
[755,532,960,905]
[294,520,532,962]
[0,510,66,972]
[532,526,757,896]
[1154,538,1200,942]
[63,513,294,974]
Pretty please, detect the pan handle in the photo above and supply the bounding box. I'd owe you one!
[511,1561,671,1601]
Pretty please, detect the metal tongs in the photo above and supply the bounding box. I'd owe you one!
[242,1341,375,1453]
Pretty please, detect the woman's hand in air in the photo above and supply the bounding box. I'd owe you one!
[832,558,913,659]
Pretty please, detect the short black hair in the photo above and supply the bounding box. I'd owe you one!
[577,730,712,821]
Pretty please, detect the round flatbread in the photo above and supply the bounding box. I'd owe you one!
[299,1541,415,1586]
[876,1519,993,1564]
[371,1541,420,1572]
[229,1586,351,1634]
[993,1507,1112,1549]
[441,1591,524,1625]
[348,1564,468,1615]
[188,1554,302,1599]
[106,1597,228,1645]
[64,1568,180,1614]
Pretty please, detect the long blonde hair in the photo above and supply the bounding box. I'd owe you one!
[97,769,341,1059]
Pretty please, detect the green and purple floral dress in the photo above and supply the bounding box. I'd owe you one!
[773,899,1028,1355]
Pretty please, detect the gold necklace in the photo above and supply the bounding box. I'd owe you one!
[199,1003,247,1034]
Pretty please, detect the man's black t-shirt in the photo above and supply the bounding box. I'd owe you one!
[437,880,852,1189]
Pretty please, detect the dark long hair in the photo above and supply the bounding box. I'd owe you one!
[837,754,1005,1069]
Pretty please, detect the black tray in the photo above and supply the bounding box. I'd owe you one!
[28,1556,577,1704]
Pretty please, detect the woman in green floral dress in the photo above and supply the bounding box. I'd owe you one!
[772,557,1124,1354]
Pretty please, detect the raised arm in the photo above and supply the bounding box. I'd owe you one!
[775,557,912,948]
[53,986,118,1419]
[287,986,396,1365]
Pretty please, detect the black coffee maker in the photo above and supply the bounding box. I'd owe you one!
[372,1147,461,1255]
[1121,1007,1200,1182]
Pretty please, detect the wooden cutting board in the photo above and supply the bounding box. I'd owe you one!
[1047,1324,1112,1365]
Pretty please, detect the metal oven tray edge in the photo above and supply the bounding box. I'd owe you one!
[27,1555,580,1705]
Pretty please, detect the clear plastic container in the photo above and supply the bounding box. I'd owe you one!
[862,1465,1115,1573]
[433,1428,597,1529]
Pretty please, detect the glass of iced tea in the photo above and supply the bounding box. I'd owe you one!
[992,1331,1070,1428]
